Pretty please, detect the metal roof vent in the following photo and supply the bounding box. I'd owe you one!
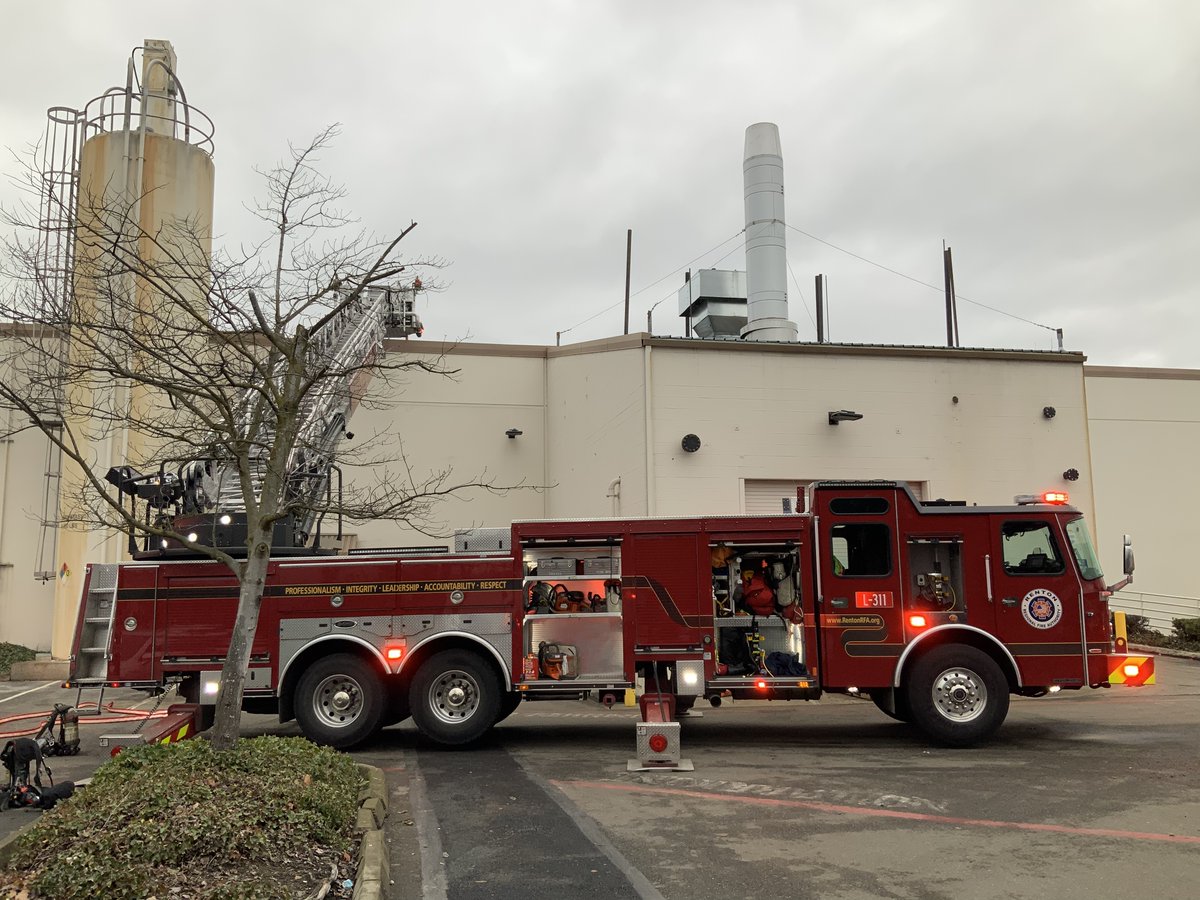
[678,269,747,339]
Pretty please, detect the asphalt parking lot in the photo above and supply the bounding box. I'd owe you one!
[362,654,1200,900]
[3,655,1198,899]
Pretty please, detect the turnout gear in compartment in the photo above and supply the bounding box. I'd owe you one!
[735,567,776,617]
[717,627,754,676]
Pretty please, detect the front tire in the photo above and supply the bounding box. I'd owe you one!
[905,645,1009,747]
[294,654,385,749]
[409,650,501,746]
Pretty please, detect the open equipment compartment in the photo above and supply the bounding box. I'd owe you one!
[709,540,813,691]
[520,541,629,686]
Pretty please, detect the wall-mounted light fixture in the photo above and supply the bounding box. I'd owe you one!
[681,433,701,453]
[1063,468,1079,482]
[1043,406,1057,419]
[505,428,523,439]
[828,410,863,425]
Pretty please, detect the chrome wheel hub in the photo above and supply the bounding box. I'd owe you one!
[932,667,987,722]
[313,674,363,728]
[429,669,480,725]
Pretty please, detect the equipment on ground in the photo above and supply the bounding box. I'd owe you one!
[1,738,75,811]
[32,704,81,757]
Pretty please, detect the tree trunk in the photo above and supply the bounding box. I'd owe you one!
[209,532,273,750]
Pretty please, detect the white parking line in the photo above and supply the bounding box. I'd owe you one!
[0,681,58,704]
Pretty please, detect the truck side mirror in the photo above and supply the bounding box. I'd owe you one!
[1106,535,1135,594]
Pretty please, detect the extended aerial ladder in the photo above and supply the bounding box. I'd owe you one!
[69,282,423,718]
[106,282,423,556]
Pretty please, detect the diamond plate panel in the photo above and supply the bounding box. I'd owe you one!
[279,613,514,685]
[88,563,119,592]
[396,613,514,671]
[635,722,681,766]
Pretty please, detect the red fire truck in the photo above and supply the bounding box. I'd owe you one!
[66,481,1150,751]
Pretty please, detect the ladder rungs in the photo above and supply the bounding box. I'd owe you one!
[85,617,111,623]
[81,647,108,653]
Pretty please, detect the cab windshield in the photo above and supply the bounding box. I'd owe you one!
[1064,517,1103,582]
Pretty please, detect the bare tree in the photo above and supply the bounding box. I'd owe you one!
[0,127,505,749]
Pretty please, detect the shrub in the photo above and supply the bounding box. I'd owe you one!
[0,642,36,678]
[1123,615,1153,639]
[6,736,363,900]
[1171,617,1200,643]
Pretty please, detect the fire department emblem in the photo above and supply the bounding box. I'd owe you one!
[1021,589,1062,629]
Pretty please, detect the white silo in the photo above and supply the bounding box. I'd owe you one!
[50,39,217,657]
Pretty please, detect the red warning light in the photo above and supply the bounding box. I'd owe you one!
[908,615,927,628]
[756,680,768,690]
[1042,490,1069,505]
[648,733,668,753]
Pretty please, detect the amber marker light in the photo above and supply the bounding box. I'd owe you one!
[1042,490,1069,504]
[384,644,405,661]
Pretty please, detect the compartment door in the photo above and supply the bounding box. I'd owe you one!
[628,535,704,649]
[817,518,905,687]
[108,565,160,681]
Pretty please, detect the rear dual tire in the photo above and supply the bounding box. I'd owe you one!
[295,654,385,750]
[409,650,502,746]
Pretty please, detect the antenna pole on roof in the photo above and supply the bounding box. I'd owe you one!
[943,243,959,348]
[815,273,826,343]
[624,228,632,335]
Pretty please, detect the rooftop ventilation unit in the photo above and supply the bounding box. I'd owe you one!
[678,269,747,339]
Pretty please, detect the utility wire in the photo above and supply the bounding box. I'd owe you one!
[559,228,746,337]
[786,257,817,332]
[784,223,1057,333]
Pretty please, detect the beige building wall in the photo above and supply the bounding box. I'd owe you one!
[0,330,59,650]
[350,335,1093,536]
[546,338,648,518]
[645,341,1093,518]
[1085,367,1200,628]
[345,342,550,548]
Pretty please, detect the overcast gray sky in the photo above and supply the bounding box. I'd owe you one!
[2,1,1197,367]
